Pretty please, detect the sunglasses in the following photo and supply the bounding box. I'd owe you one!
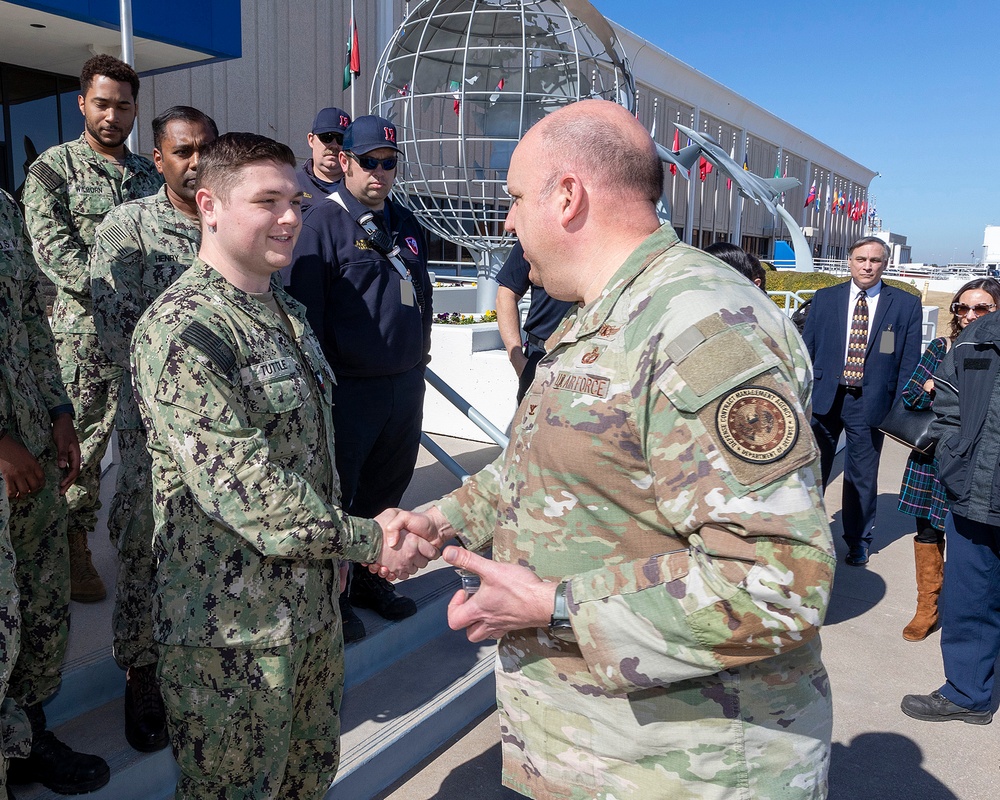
[316,132,343,145]
[347,152,398,171]
[951,302,997,316]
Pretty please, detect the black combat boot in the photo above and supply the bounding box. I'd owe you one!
[351,563,417,621]
[124,663,169,753]
[339,592,367,643]
[7,702,110,794]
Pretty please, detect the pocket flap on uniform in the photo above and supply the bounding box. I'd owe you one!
[658,321,782,413]
[60,363,80,387]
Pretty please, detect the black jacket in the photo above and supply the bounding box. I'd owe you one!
[288,185,432,378]
[930,310,1000,524]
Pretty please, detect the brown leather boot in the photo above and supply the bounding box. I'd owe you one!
[902,540,945,641]
[68,532,106,603]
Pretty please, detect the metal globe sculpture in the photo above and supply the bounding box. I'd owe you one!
[372,0,635,310]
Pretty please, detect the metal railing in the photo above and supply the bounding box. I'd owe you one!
[428,259,477,279]
[768,290,817,314]
[422,368,509,481]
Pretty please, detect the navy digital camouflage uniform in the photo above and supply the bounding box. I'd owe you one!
[21,133,161,541]
[131,259,384,798]
[0,476,31,800]
[437,225,836,799]
[0,190,75,728]
[0,472,30,799]
[91,185,200,670]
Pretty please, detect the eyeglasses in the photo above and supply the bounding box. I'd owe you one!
[347,152,398,171]
[315,132,343,145]
[951,302,997,316]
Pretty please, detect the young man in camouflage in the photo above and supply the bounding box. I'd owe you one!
[21,54,162,603]
[91,106,218,755]
[130,133,437,798]
[0,189,108,794]
[388,100,836,799]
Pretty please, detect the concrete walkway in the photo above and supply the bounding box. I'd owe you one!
[377,439,1000,800]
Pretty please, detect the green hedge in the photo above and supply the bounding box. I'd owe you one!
[766,269,922,298]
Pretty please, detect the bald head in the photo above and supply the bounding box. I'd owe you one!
[530,100,664,204]
[504,100,664,305]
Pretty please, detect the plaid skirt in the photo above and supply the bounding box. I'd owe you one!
[897,449,948,531]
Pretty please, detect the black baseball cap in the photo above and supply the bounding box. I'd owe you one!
[311,107,351,135]
[343,115,402,155]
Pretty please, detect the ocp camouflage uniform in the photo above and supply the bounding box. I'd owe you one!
[437,224,836,800]
[21,133,161,540]
[0,190,72,738]
[131,259,382,799]
[91,185,200,670]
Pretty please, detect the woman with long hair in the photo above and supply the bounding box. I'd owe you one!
[897,277,1000,640]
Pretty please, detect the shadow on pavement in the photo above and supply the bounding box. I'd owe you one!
[824,560,888,625]
[829,733,956,799]
[427,745,520,800]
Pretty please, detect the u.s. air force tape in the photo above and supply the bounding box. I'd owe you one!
[715,385,798,464]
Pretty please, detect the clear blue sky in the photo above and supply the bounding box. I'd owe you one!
[591,0,999,265]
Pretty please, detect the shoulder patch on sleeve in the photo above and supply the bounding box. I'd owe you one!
[715,385,799,464]
[674,326,768,398]
[100,224,134,253]
[27,161,64,192]
[180,321,237,377]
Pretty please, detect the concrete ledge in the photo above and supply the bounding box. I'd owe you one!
[424,323,516,443]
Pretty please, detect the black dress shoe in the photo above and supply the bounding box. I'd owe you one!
[845,543,870,566]
[351,566,417,621]
[339,593,367,643]
[7,730,110,794]
[125,663,169,753]
[901,690,993,724]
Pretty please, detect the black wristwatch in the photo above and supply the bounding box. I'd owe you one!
[549,581,573,638]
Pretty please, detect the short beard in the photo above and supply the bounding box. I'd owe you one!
[86,119,127,149]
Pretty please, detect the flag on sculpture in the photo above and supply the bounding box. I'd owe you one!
[489,77,505,104]
[344,5,361,90]
[699,156,712,181]
[669,128,679,175]
[804,181,817,207]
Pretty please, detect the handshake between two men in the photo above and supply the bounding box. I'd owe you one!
[368,507,559,643]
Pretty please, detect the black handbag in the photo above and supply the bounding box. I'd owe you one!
[878,395,936,454]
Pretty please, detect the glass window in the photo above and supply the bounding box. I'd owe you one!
[3,65,60,191]
[1,65,80,195]
[59,77,84,142]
